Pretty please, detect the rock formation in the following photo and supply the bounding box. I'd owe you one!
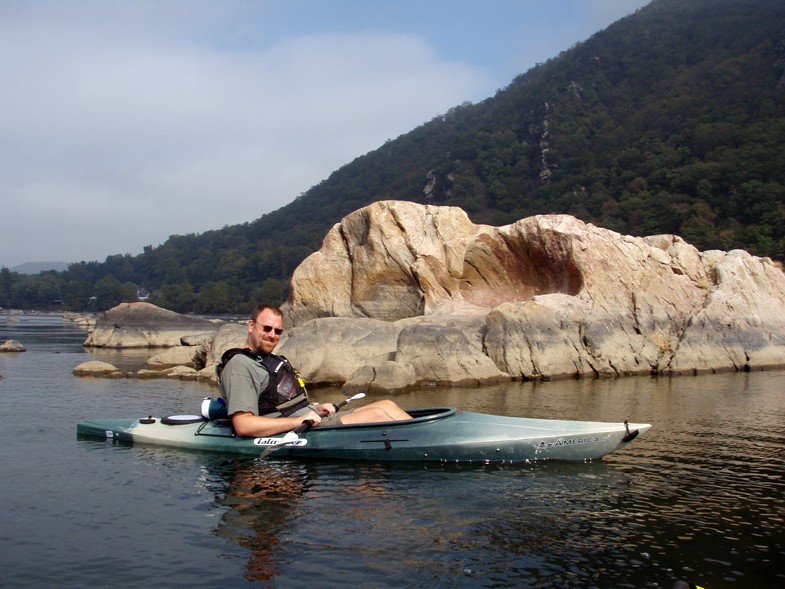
[72,360,123,378]
[73,315,248,382]
[70,201,785,390]
[0,340,26,352]
[279,200,785,386]
[84,302,219,348]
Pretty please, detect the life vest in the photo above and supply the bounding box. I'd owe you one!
[216,348,309,417]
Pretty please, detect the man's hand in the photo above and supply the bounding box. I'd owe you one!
[296,412,321,426]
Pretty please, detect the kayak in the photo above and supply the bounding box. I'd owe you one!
[77,407,651,463]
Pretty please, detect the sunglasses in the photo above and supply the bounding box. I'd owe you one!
[252,321,283,335]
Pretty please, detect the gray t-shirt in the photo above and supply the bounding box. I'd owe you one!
[219,353,270,416]
[219,353,342,424]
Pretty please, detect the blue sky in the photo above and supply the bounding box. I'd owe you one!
[0,0,651,268]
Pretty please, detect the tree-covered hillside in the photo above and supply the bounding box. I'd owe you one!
[2,0,784,313]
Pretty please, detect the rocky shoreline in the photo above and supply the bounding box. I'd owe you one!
[71,202,785,391]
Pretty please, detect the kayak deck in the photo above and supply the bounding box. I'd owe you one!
[77,407,651,463]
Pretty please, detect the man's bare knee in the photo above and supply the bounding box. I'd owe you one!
[342,406,391,424]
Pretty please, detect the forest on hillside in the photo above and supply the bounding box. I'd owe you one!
[2,0,784,314]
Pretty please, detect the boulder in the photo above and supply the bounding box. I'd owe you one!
[667,248,785,374]
[73,360,123,378]
[395,323,508,386]
[343,361,417,394]
[135,368,165,379]
[0,340,26,352]
[481,219,785,379]
[84,302,219,348]
[274,314,509,389]
[63,312,96,330]
[145,346,205,370]
[134,365,200,380]
[181,332,215,347]
[275,317,402,386]
[202,322,249,383]
[163,365,201,380]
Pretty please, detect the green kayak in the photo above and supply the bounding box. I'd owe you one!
[77,407,650,463]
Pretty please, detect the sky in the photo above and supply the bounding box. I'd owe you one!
[0,0,652,269]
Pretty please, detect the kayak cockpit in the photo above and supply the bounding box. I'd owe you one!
[151,407,460,439]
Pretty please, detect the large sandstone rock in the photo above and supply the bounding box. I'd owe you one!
[84,302,219,348]
[279,201,785,386]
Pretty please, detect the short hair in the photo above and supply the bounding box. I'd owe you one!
[250,304,283,322]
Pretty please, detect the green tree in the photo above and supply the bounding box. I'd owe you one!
[194,281,231,314]
[153,282,197,313]
[93,275,126,310]
[62,280,92,310]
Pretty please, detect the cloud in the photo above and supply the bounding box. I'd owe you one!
[0,4,488,266]
[1,0,653,268]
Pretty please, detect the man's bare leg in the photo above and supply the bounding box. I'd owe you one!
[339,400,412,423]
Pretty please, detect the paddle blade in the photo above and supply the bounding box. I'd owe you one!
[335,392,366,411]
[279,431,300,444]
[259,420,314,459]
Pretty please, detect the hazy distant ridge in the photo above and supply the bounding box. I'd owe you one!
[11,262,70,274]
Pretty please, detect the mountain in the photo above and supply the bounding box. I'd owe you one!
[10,262,70,275]
[2,0,784,313]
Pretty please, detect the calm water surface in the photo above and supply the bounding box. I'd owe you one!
[0,314,783,588]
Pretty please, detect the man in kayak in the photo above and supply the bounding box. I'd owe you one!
[217,304,411,437]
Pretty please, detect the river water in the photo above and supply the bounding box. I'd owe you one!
[0,313,782,588]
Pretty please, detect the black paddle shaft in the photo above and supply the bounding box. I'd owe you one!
[292,419,316,434]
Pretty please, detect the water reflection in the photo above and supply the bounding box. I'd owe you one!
[201,456,663,587]
[208,459,310,585]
